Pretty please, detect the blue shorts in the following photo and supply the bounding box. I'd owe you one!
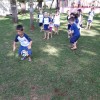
[44,24,49,30]
[88,20,92,23]
[70,35,80,44]
[39,23,43,27]
[68,24,71,30]
[18,45,32,56]
[54,24,60,27]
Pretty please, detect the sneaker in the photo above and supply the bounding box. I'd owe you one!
[21,57,26,60]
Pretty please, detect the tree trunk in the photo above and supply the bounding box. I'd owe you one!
[10,0,18,23]
[29,0,34,31]
[38,1,42,9]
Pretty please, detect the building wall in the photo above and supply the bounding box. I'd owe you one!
[0,0,11,16]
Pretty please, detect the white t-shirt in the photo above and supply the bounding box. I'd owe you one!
[54,14,60,25]
[38,14,43,23]
[43,17,50,25]
[88,11,94,21]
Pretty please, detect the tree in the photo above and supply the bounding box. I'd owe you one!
[37,0,43,9]
[50,0,60,10]
[10,0,18,23]
[29,0,34,31]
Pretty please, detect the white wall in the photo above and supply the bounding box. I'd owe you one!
[0,0,11,16]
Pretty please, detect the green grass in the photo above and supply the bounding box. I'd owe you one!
[0,11,100,100]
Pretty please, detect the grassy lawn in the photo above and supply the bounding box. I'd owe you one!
[0,11,100,100]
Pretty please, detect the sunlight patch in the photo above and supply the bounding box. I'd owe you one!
[81,50,97,56]
[7,51,18,58]
[42,45,59,56]
[81,30,99,36]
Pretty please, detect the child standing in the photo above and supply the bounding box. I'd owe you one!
[43,12,50,39]
[54,11,60,34]
[68,17,80,50]
[86,8,95,29]
[38,10,44,32]
[48,14,54,39]
[13,25,32,61]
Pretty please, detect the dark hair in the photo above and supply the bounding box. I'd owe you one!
[16,25,23,31]
[68,17,75,22]
[70,13,75,17]
[74,13,79,19]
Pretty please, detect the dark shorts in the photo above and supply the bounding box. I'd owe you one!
[39,23,43,27]
[44,24,49,30]
[54,24,60,27]
[18,45,32,56]
[68,24,71,30]
[70,35,80,44]
[88,20,92,23]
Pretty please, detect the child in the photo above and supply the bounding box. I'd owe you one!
[48,14,54,39]
[86,8,95,29]
[77,9,83,28]
[68,17,80,50]
[42,12,50,39]
[13,25,32,61]
[38,10,44,32]
[53,11,60,34]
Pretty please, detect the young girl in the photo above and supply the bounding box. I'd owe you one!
[86,8,95,29]
[48,14,54,39]
[53,11,60,34]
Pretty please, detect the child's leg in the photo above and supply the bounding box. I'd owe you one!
[71,42,77,50]
[27,55,32,61]
[43,31,47,39]
[50,32,52,38]
[89,22,92,29]
[86,22,89,29]
[47,31,50,40]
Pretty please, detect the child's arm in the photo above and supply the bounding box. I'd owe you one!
[28,41,32,49]
[13,41,17,52]
[68,30,74,36]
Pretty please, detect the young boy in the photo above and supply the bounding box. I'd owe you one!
[38,10,44,32]
[13,25,32,61]
[42,12,50,39]
[68,17,80,50]
[86,8,95,29]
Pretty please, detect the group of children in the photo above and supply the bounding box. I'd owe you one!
[13,8,95,61]
[38,10,60,40]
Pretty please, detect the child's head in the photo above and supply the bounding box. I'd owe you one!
[70,13,75,18]
[68,17,75,25]
[77,9,82,14]
[74,13,79,19]
[16,25,24,36]
[44,12,48,17]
